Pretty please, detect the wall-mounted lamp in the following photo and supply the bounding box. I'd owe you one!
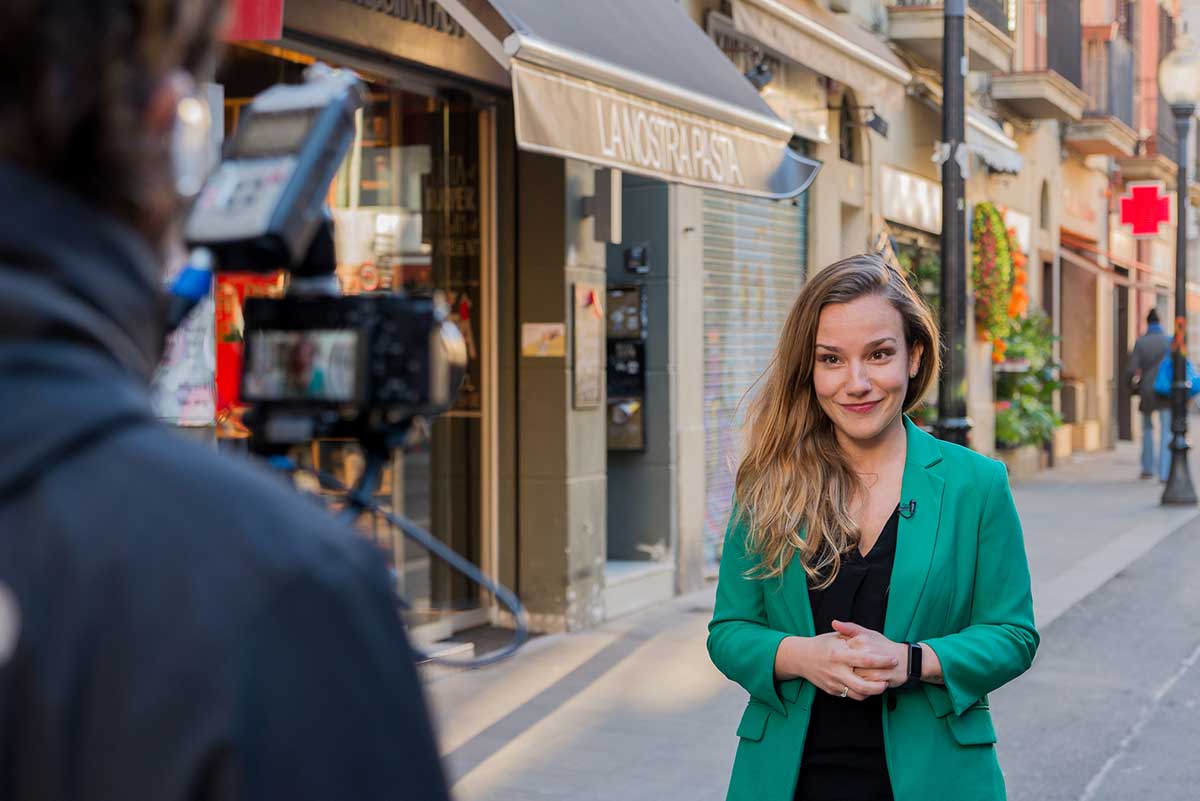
[744,58,774,92]
[840,104,889,139]
[864,111,889,138]
[581,167,622,244]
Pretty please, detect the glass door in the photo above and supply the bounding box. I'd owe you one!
[217,45,491,636]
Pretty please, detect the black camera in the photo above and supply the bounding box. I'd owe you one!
[179,64,467,453]
[240,293,466,447]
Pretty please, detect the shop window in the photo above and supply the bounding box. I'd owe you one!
[215,44,486,628]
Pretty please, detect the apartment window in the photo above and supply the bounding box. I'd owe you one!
[839,92,860,164]
[1040,181,1051,231]
[1159,6,1175,59]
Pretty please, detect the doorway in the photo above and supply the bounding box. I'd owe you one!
[1115,269,1132,441]
[215,44,497,642]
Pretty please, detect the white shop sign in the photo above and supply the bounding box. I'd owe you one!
[881,165,942,235]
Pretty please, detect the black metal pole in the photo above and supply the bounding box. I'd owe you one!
[1162,104,1197,505]
[936,0,971,447]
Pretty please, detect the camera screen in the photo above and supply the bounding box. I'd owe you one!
[232,111,314,158]
[243,330,360,403]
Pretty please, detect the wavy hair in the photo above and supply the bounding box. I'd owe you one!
[733,252,940,589]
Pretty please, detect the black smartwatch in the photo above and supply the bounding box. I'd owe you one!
[901,642,923,690]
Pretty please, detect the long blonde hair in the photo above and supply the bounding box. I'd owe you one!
[733,253,940,589]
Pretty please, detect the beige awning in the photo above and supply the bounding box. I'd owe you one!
[730,0,911,100]
[438,0,820,198]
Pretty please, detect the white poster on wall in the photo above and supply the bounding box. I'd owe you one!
[880,165,942,234]
[151,83,222,427]
[1003,209,1032,254]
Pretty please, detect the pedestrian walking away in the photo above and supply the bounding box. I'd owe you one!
[1128,308,1173,481]
[0,3,450,800]
[707,254,1039,801]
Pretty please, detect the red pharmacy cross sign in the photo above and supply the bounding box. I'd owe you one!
[1119,182,1171,238]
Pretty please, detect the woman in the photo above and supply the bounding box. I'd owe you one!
[707,254,1038,801]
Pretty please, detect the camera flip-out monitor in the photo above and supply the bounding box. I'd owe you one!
[240,293,466,445]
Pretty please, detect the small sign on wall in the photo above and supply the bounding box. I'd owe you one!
[573,282,604,409]
[521,323,566,358]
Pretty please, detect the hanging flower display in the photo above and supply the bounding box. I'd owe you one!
[971,202,1014,351]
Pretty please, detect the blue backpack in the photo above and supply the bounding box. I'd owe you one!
[1153,350,1200,398]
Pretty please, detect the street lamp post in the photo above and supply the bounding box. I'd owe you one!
[1158,37,1200,506]
[935,0,971,447]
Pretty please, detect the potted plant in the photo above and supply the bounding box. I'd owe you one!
[994,310,1062,479]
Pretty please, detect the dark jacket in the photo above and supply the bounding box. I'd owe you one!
[1129,325,1171,413]
[0,162,451,801]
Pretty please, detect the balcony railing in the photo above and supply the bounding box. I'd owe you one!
[1022,1,1081,86]
[889,0,1013,36]
[1081,36,1135,129]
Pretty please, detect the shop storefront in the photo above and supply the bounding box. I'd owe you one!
[209,0,819,634]
[440,0,818,626]
[213,0,510,642]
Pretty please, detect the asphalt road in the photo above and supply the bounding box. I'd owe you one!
[993,513,1200,801]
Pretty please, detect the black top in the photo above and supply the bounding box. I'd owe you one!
[0,163,450,801]
[794,507,900,801]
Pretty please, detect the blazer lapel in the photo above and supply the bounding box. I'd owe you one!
[777,417,944,640]
[883,417,946,642]
[779,546,816,637]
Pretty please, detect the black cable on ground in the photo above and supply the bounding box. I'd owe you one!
[269,454,530,669]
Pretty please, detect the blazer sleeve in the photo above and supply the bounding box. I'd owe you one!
[920,460,1039,717]
[706,505,793,716]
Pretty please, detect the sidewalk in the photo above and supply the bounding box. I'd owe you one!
[424,441,1200,801]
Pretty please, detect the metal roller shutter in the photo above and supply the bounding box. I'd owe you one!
[702,189,808,565]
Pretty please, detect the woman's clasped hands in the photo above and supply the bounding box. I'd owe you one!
[780,619,909,701]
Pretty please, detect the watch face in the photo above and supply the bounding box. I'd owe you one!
[908,643,923,677]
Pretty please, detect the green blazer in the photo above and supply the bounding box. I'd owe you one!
[707,417,1038,801]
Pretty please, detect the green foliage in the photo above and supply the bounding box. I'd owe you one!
[994,310,1062,449]
[898,248,941,315]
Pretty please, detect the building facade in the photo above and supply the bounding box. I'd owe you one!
[206,0,820,637]
[187,0,1195,639]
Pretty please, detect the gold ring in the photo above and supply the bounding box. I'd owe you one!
[839,686,849,698]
